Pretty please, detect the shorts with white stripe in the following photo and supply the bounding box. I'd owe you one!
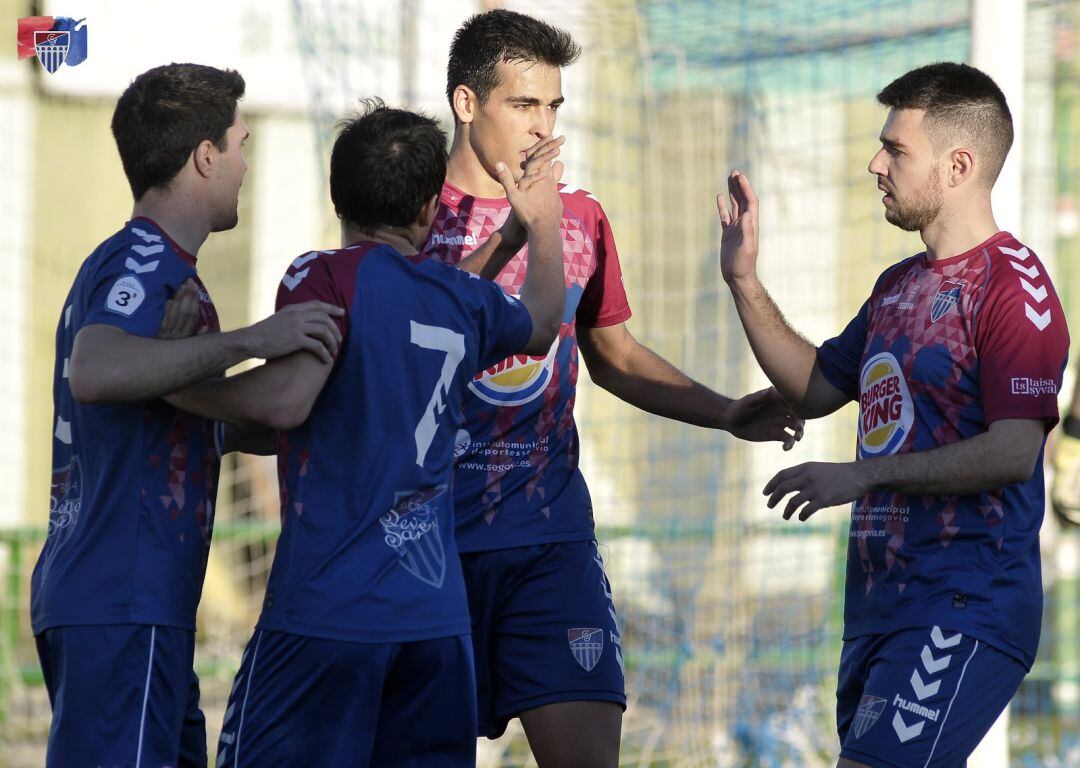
[215,629,476,768]
[837,625,1026,768]
[36,624,206,768]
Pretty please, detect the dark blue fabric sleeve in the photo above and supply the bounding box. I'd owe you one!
[81,244,191,338]
[816,300,869,402]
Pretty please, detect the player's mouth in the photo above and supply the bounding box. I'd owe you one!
[878,183,893,204]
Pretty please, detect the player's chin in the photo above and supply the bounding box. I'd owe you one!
[212,210,241,233]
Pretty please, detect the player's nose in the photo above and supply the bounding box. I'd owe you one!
[867,149,887,176]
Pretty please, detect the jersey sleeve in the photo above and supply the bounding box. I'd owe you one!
[816,300,870,402]
[975,256,1070,428]
[576,202,632,329]
[81,246,191,337]
[457,271,534,369]
[275,252,349,354]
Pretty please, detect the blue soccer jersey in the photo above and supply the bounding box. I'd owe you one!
[423,182,632,552]
[256,242,533,642]
[31,218,222,633]
[817,232,1069,667]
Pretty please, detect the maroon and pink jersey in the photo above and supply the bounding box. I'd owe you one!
[818,232,1069,667]
[422,181,631,552]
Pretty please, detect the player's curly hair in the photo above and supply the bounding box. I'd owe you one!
[111,63,245,200]
[330,98,448,231]
[446,9,580,120]
[877,63,1013,187]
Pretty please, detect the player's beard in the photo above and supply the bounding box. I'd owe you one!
[885,164,944,232]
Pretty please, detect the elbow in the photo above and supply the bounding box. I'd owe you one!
[1002,452,1040,487]
[68,363,109,404]
[521,317,561,357]
[261,396,314,432]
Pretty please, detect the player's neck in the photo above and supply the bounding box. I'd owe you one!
[131,193,209,256]
[920,201,1000,261]
[341,223,420,256]
[447,131,507,200]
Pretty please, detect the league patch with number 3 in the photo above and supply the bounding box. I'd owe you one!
[106,275,146,317]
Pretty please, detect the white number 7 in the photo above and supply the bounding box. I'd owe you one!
[410,321,465,467]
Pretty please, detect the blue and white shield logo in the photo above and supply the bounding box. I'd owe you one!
[852,694,887,739]
[930,280,963,323]
[568,628,604,671]
[34,30,70,74]
[380,486,447,588]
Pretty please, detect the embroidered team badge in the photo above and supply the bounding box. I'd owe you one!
[380,486,448,588]
[567,627,604,671]
[930,279,963,323]
[852,694,887,739]
[34,30,69,73]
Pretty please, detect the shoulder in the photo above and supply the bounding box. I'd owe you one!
[868,254,921,297]
[558,182,607,221]
[978,235,1063,327]
[84,223,191,289]
[983,235,1050,288]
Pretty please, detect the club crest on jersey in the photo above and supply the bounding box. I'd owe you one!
[858,352,913,458]
[567,627,604,671]
[380,486,448,588]
[34,30,69,73]
[469,334,559,406]
[931,279,963,323]
[852,695,887,739]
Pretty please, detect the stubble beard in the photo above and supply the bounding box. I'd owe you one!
[885,165,944,233]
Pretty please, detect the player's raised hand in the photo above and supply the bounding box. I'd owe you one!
[764,461,869,521]
[495,156,563,235]
[157,279,202,339]
[716,170,760,284]
[244,301,346,365]
[498,136,565,251]
[725,386,804,449]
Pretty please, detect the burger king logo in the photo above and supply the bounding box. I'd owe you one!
[469,335,559,406]
[858,352,913,457]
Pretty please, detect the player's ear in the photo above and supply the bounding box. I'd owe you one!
[948,146,975,188]
[452,85,478,125]
[417,194,440,228]
[192,138,216,179]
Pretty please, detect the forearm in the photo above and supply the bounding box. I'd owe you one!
[727,276,818,405]
[167,375,276,430]
[167,351,330,431]
[518,226,567,350]
[456,229,523,281]
[590,341,733,429]
[860,426,1039,496]
[70,327,254,403]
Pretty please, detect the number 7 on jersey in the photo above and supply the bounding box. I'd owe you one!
[410,321,465,467]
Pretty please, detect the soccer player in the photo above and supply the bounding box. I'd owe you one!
[31,63,345,768]
[425,10,804,765]
[163,101,567,766]
[716,63,1069,767]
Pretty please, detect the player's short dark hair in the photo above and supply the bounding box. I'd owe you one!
[111,63,245,201]
[446,9,580,116]
[330,99,447,231]
[877,62,1013,186]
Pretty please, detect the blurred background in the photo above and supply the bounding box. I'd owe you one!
[2,0,1079,765]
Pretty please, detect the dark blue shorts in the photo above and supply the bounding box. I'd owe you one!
[215,630,476,767]
[36,624,206,768]
[461,539,627,739]
[837,625,1026,767]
